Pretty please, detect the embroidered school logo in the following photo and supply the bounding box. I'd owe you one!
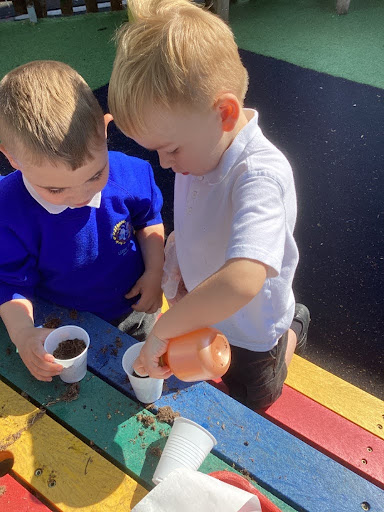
[113,220,132,245]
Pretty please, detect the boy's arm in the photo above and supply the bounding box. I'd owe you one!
[134,257,267,378]
[153,257,267,338]
[0,299,63,381]
[125,223,165,313]
[0,206,62,380]
[0,297,35,339]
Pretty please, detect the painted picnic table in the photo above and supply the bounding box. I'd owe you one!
[0,299,383,511]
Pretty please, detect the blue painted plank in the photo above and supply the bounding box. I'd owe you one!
[32,301,384,512]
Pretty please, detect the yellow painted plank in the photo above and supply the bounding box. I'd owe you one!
[0,381,147,511]
[286,355,384,439]
[161,295,169,314]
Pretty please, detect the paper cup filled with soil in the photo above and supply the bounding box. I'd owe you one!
[122,342,164,403]
[44,325,90,383]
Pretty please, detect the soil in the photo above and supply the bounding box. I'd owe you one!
[136,413,156,428]
[53,338,86,359]
[69,309,78,320]
[43,316,62,329]
[135,405,180,430]
[156,406,180,425]
[60,383,80,401]
[150,446,163,458]
[45,383,80,406]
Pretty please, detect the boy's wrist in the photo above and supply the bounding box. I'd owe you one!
[148,330,169,346]
[148,331,168,343]
[11,325,35,350]
[143,267,163,279]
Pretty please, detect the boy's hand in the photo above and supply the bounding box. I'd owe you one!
[133,333,173,379]
[13,327,63,382]
[125,270,163,314]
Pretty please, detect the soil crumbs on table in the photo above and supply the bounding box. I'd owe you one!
[156,406,180,425]
[45,383,80,407]
[43,316,62,329]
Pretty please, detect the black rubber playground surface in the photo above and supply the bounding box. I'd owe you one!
[0,12,383,399]
[100,51,384,399]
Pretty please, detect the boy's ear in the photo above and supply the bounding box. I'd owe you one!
[215,94,241,133]
[0,144,19,170]
[104,114,113,137]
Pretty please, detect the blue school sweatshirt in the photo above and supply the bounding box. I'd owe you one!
[0,151,163,321]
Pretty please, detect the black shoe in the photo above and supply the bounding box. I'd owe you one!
[291,303,310,354]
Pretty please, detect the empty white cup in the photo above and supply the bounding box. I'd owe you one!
[122,342,164,404]
[44,325,90,383]
[152,416,217,485]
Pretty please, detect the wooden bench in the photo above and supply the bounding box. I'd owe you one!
[0,299,383,511]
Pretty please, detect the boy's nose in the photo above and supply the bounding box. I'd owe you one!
[158,151,174,170]
[72,189,93,206]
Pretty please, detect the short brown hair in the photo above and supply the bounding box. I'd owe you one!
[0,60,105,170]
[108,0,249,136]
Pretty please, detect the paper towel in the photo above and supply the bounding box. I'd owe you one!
[132,468,262,512]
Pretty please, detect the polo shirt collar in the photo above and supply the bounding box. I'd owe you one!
[22,175,102,214]
[204,108,259,185]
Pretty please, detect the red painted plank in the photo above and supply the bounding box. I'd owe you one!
[210,379,384,489]
[0,474,51,511]
[210,471,282,512]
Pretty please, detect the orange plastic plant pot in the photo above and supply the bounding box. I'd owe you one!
[162,327,231,382]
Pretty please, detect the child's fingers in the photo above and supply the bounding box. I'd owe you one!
[43,352,56,363]
[133,354,145,374]
[34,352,63,372]
[147,366,173,379]
[39,349,62,370]
[131,296,149,312]
[132,292,161,313]
[42,351,63,371]
[125,284,141,299]
[28,360,61,381]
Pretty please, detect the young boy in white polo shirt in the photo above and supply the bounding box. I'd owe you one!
[108,0,310,410]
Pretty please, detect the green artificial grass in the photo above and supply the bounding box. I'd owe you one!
[230,0,384,89]
[0,0,383,91]
[0,11,127,90]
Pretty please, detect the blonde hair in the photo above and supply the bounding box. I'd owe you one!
[0,60,105,170]
[108,0,249,136]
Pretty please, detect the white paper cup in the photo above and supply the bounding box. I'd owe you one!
[152,416,217,485]
[44,325,90,383]
[122,342,164,404]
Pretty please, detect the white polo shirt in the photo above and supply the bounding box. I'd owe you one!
[174,109,299,351]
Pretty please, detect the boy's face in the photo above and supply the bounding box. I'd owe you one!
[7,143,109,208]
[1,115,112,208]
[130,105,229,176]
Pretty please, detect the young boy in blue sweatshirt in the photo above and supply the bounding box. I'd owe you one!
[0,60,164,382]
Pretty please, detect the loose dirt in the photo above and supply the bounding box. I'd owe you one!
[53,338,86,359]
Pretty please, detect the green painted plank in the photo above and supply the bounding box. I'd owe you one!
[0,321,296,512]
